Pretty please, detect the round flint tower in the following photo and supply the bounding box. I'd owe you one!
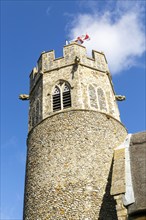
[23,43,127,219]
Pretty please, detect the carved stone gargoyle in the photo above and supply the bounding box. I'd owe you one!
[19,94,29,100]
[115,95,126,101]
[74,56,80,64]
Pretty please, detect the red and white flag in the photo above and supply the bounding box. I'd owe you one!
[66,34,90,45]
[75,34,90,44]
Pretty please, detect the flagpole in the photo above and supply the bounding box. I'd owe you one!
[65,40,69,45]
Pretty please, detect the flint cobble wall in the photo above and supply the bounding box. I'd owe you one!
[24,110,127,220]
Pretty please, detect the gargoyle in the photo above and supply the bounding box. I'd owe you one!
[19,94,29,100]
[115,95,126,101]
[74,56,80,64]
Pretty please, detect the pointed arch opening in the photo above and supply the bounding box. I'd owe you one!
[97,87,107,111]
[88,84,98,109]
[52,81,71,112]
[53,86,61,111]
[63,83,71,109]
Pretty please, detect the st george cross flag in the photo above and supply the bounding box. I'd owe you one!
[74,34,90,44]
[66,34,90,45]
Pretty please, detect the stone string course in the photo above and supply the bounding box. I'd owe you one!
[24,110,127,219]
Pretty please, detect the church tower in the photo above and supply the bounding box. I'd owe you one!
[23,43,127,219]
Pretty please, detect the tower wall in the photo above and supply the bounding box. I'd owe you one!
[28,43,120,131]
[24,110,127,219]
[42,65,120,120]
[24,43,127,219]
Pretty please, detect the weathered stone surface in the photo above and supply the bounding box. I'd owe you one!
[24,110,127,219]
[111,148,125,195]
[24,43,128,219]
[114,195,128,220]
[128,132,146,216]
[111,132,146,220]
[28,43,120,131]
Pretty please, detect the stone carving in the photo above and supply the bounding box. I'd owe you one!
[115,95,126,101]
[74,56,80,64]
[19,94,29,100]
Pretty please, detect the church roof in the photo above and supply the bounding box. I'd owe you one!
[111,131,146,216]
[128,131,146,215]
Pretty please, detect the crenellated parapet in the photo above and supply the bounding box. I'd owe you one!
[29,43,109,92]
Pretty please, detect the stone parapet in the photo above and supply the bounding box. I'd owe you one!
[29,43,109,91]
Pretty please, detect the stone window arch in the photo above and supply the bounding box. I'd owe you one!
[97,87,107,111]
[52,86,61,111]
[88,84,98,109]
[62,83,71,109]
[52,81,71,112]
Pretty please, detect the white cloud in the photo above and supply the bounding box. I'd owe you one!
[67,1,145,74]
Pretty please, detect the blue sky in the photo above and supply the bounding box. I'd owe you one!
[1,1,145,219]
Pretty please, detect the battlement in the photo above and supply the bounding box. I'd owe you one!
[29,43,109,91]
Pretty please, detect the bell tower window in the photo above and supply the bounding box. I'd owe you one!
[52,82,71,112]
[88,84,98,109]
[53,86,61,111]
[63,84,71,109]
[97,87,107,111]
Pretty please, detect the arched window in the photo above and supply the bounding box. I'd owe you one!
[52,82,71,112]
[63,84,71,109]
[53,86,61,111]
[97,88,107,111]
[88,84,98,109]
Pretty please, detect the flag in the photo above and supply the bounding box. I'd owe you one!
[82,34,90,41]
[67,34,90,45]
[75,34,90,44]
